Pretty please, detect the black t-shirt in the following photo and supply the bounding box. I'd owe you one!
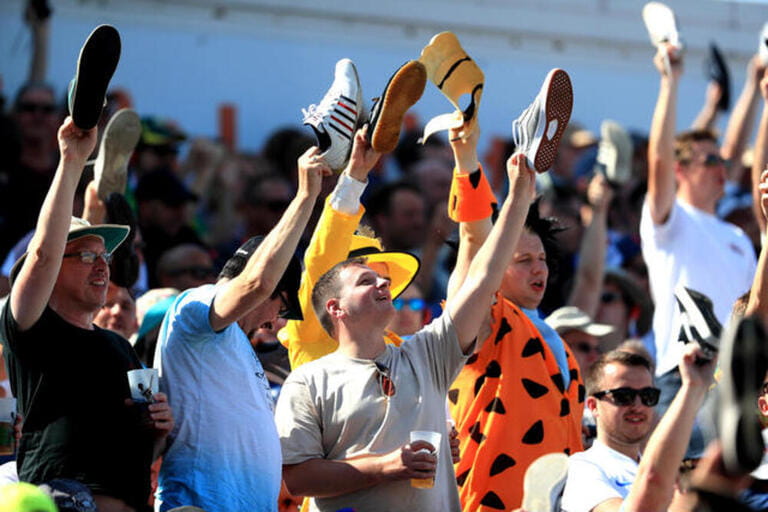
[0,302,153,511]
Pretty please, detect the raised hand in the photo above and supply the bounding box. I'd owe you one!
[58,116,97,166]
[297,146,333,199]
[347,125,381,181]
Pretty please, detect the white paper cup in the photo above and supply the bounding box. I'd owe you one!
[0,397,16,456]
[409,430,441,488]
[127,368,158,403]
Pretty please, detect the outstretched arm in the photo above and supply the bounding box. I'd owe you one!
[722,56,766,174]
[622,344,716,512]
[690,81,722,133]
[647,44,683,225]
[11,117,97,331]
[746,169,768,324]
[447,153,535,351]
[751,70,768,235]
[568,173,613,317]
[210,147,329,331]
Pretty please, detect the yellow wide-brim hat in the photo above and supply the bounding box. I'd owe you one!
[347,234,420,300]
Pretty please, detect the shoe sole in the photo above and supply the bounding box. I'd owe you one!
[522,452,568,512]
[719,316,768,474]
[70,25,121,130]
[528,69,573,173]
[369,60,427,153]
[599,120,633,185]
[94,108,141,200]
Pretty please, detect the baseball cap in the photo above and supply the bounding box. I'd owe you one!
[545,306,614,337]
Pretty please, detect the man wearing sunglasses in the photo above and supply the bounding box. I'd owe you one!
[643,43,756,457]
[153,147,330,512]
[561,343,716,512]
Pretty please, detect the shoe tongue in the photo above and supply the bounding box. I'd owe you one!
[308,124,332,152]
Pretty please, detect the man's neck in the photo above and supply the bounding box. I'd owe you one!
[336,327,387,360]
[677,190,716,215]
[597,435,642,462]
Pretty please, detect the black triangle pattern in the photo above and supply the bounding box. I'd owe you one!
[522,378,549,399]
[474,375,486,396]
[551,373,565,393]
[467,353,479,365]
[564,447,571,455]
[480,491,506,510]
[489,453,516,476]
[448,388,459,405]
[456,468,470,486]
[486,360,501,378]
[469,421,486,444]
[484,397,506,414]
[469,170,481,188]
[494,318,512,345]
[559,398,570,417]
[522,420,544,444]
[569,368,579,382]
[578,384,586,403]
[522,337,545,358]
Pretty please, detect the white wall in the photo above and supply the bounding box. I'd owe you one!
[1,0,767,154]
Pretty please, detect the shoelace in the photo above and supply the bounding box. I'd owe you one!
[302,87,341,123]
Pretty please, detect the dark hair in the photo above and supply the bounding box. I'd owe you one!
[585,350,653,397]
[365,181,423,218]
[524,198,564,277]
[311,257,367,337]
[13,81,57,113]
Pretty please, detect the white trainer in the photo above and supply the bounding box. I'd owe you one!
[522,452,569,512]
[93,108,141,200]
[642,2,683,75]
[302,58,363,172]
[595,120,633,185]
[759,22,768,66]
[511,68,573,174]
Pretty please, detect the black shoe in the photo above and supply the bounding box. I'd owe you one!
[705,42,730,112]
[675,284,722,360]
[68,25,121,130]
[718,315,768,475]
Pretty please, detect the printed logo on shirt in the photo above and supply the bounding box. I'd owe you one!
[613,478,633,488]
[729,243,745,257]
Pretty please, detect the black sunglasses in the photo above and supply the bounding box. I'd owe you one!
[375,362,396,398]
[573,341,601,355]
[593,386,660,407]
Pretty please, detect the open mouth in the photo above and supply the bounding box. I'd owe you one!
[530,280,545,292]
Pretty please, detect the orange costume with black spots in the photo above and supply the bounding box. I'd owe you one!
[448,295,584,511]
[446,166,583,511]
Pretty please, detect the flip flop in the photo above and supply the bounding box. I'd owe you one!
[68,25,121,130]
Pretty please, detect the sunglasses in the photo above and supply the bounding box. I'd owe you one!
[393,298,425,311]
[593,386,661,407]
[375,362,396,398]
[18,102,56,114]
[167,266,217,279]
[701,153,725,167]
[573,341,601,355]
[63,251,113,265]
[600,291,621,304]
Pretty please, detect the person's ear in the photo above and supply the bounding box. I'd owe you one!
[586,396,598,416]
[327,298,343,320]
[758,395,768,416]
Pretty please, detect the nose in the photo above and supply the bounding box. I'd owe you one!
[532,259,547,275]
[376,277,391,290]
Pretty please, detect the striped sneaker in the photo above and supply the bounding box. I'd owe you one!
[511,68,573,174]
[302,58,362,172]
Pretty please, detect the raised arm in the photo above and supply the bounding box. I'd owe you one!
[209,146,329,331]
[690,82,722,133]
[447,153,535,351]
[751,70,768,235]
[721,56,766,169]
[622,344,716,512]
[647,44,683,225]
[445,126,494,301]
[746,169,768,324]
[10,117,97,330]
[568,172,613,317]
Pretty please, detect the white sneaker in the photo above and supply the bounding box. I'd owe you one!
[642,2,683,75]
[511,69,573,173]
[674,284,722,361]
[595,120,633,185]
[759,22,768,66]
[522,452,569,512]
[302,58,362,172]
[93,108,141,200]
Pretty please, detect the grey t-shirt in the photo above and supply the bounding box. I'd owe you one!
[275,312,466,512]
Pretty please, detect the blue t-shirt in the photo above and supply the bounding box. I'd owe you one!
[155,284,281,511]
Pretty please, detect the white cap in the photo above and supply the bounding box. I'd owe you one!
[545,306,615,337]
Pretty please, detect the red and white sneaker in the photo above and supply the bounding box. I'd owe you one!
[511,68,573,174]
[302,58,362,172]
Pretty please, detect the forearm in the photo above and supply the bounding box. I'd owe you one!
[745,225,768,323]
[753,107,768,234]
[568,208,607,317]
[283,456,387,498]
[647,76,679,222]
[690,97,718,133]
[722,78,759,164]
[623,382,708,512]
[28,19,50,83]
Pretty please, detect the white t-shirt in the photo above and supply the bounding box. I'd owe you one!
[154,284,281,512]
[275,312,466,512]
[640,199,755,376]
[561,440,639,512]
